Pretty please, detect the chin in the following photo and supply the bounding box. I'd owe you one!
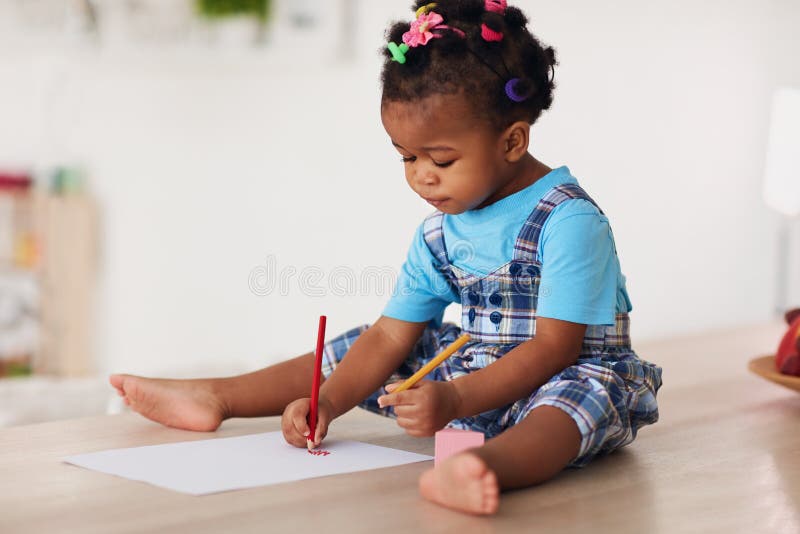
[436,204,466,215]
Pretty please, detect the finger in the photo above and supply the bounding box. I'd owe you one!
[281,405,306,447]
[284,427,306,448]
[109,375,127,396]
[378,390,413,408]
[108,374,124,389]
[313,426,323,446]
[292,412,310,439]
[282,411,306,447]
[395,417,426,437]
[395,416,420,430]
[385,380,422,393]
[280,415,296,443]
[393,404,413,418]
[291,430,307,448]
[314,417,329,445]
[383,381,405,393]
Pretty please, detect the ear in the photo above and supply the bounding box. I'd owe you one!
[501,121,530,163]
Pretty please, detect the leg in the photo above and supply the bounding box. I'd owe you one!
[418,406,581,515]
[109,351,318,431]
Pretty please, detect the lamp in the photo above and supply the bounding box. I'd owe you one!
[763,87,800,313]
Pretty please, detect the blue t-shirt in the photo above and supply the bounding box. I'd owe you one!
[382,166,632,327]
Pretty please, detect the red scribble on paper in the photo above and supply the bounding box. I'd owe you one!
[308,449,331,456]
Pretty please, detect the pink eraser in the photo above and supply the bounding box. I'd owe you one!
[434,428,485,466]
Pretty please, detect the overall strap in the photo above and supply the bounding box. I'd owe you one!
[421,211,452,272]
[514,184,603,263]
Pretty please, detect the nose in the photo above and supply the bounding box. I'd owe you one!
[411,164,439,187]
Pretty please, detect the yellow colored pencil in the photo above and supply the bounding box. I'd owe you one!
[390,334,471,394]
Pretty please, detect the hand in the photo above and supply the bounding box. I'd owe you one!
[377,380,462,437]
[281,396,335,448]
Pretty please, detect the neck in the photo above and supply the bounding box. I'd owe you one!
[476,154,551,210]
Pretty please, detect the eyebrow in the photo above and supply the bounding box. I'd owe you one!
[392,141,456,152]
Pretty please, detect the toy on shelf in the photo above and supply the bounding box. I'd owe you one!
[0,167,96,378]
[776,308,800,376]
[0,171,37,377]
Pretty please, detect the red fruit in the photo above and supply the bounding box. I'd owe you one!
[776,315,800,376]
[782,354,800,376]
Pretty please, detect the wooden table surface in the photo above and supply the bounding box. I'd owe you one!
[1,322,798,533]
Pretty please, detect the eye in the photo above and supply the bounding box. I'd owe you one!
[433,160,455,168]
[401,156,416,163]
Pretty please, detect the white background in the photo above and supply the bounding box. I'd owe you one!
[0,0,798,377]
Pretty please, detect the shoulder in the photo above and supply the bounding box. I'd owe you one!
[421,210,444,239]
[545,197,607,226]
[529,168,603,220]
[404,213,445,265]
[540,198,614,259]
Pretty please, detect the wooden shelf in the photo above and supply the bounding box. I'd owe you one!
[0,190,97,378]
[35,193,98,376]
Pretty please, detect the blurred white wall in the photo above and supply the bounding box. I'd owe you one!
[0,0,798,376]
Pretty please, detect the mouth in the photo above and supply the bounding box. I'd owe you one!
[423,197,448,208]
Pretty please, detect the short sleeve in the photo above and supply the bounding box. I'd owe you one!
[382,223,459,325]
[536,200,618,325]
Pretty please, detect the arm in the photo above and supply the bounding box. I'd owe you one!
[450,317,586,419]
[378,317,586,436]
[452,204,615,415]
[282,315,427,447]
[320,316,427,418]
[377,200,615,434]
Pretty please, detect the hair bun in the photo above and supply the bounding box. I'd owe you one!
[545,46,557,67]
[505,7,528,29]
[449,0,485,19]
[381,0,558,128]
[482,12,504,32]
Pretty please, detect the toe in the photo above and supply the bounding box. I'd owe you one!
[418,468,437,500]
[109,374,124,389]
[483,474,500,514]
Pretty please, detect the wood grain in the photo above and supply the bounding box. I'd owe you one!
[1,322,798,533]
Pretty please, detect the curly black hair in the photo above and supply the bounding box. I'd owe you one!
[381,0,557,131]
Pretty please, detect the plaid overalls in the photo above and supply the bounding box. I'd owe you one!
[321,184,662,466]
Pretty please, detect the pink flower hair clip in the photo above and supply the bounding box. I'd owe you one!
[387,4,465,64]
[481,0,508,42]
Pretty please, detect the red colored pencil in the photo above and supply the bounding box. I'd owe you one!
[307,315,326,450]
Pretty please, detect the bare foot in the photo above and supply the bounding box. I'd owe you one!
[109,374,228,432]
[418,451,500,515]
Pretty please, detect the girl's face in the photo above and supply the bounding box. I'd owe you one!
[381,93,522,215]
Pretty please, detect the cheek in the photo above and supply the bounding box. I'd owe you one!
[474,160,502,188]
[458,162,493,192]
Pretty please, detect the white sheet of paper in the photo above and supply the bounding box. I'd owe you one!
[63,431,432,495]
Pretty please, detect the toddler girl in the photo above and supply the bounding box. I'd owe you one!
[110,0,662,516]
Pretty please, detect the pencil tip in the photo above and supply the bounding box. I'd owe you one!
[307,440,313,450]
